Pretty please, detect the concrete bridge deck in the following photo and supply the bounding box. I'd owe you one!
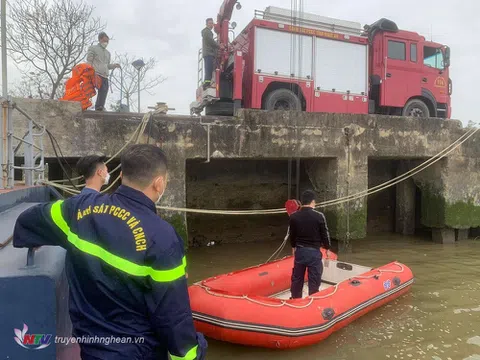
[10,98,480,244]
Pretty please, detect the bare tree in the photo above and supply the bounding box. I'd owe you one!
[10,72,56,99]
[7,0,105,99]
[109,53,166,112]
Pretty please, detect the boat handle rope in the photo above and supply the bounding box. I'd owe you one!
[193,262,405,309]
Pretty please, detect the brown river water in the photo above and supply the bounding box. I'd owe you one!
[187,234,480,360]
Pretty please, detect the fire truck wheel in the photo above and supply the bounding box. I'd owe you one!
[402,99,430,118]
[264,89,302,111]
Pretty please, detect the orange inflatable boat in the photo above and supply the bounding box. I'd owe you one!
[188,251,414,349]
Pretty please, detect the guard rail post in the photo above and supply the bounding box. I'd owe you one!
[0,98,4,189]
[6,96,14,188]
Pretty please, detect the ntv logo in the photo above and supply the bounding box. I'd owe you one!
[14,323,52,350]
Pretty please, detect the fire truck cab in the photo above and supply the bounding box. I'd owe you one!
[367,18,451,118]
[190,5,451,119]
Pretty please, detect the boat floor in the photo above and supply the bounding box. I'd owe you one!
[271,282,334,300]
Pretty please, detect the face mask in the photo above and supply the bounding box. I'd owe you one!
[100,42,108,49]
[104,172,110,185]
[156,179,166,204]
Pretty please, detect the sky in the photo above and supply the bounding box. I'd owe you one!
[5,0,479,124]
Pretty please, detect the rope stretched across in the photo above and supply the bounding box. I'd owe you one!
[44,121,480,215]
[42,112,152,193]
[156,125,479,214]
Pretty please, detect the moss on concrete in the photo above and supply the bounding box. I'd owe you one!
[418,185,480,229]
[324,203,367,240]
[166,214,189,249]
[445,200,480,229]
[419,186,446,228]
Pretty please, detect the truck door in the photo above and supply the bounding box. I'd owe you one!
[422,44,449,114]
[381,37,409,108]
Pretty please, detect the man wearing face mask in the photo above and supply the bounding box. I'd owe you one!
[76,155,110,193]
[86,32,121,111]
[201,18,219,90]
[12,144,207,360]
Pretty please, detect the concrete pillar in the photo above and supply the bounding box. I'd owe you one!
[432,228,455,244]
[338,149,368,241]
[306,153,367,242]
[456,229,469,241]
[157,156,189,248]
[395,161,416,235]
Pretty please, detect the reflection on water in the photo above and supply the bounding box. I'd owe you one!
[187,234,480,360]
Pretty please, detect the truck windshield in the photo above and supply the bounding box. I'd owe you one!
[423,46,444,70]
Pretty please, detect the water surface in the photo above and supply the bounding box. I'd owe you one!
[187,234,480,360]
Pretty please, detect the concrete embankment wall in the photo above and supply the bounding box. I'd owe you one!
[10,98,480,245]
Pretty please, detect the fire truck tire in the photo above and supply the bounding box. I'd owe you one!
[264,89,302,111]
[402,99,430,118]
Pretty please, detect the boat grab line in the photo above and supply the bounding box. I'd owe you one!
[194,262,406,309]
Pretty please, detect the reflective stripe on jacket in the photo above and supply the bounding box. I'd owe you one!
[13,185,207,360]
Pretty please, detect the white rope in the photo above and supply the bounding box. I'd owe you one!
[43,112,152,191]
[193,262,406,309]
[50,113,150,183]
[155,124,479,215]
[265,227,290,263]
[319,125,480,207]
[46,121,479,216]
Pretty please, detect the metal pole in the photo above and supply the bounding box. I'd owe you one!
[287,159,292,199]
[0,102,5,189]
[6,96,13,188]
[0,103,3,189]
[26,248,35,267]
[296,158,300,200]
[344,127,351,252]
[137,69,140,113]
[0,106,3,189]
[0,0,6,189]
[120,67,123,105]
[1,0,7,98]
[38,124,44,183]
[204,124,210,163]
[24,118,33,186]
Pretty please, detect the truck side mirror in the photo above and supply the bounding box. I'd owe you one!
[444,46,451,67]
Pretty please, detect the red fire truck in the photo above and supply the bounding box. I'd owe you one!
[190,2,452,119]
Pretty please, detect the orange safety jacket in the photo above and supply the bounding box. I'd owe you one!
[61,63,103,110]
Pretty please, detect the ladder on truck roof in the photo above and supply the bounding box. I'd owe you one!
[255,6,364,37]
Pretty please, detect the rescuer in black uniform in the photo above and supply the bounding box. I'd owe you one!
[289,190,331,299]
[13,144,207,360]
[76,155,110,194]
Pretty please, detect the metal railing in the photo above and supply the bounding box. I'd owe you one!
[197,48,204,88]
[1,97,46,189]
[197,35,222,88]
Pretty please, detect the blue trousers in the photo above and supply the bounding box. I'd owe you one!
[290,247,323,299]
[95,76,109,110]
[203,55,214,83]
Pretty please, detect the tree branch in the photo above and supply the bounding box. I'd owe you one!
[6,0,106,99]
[109,52,166,111]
